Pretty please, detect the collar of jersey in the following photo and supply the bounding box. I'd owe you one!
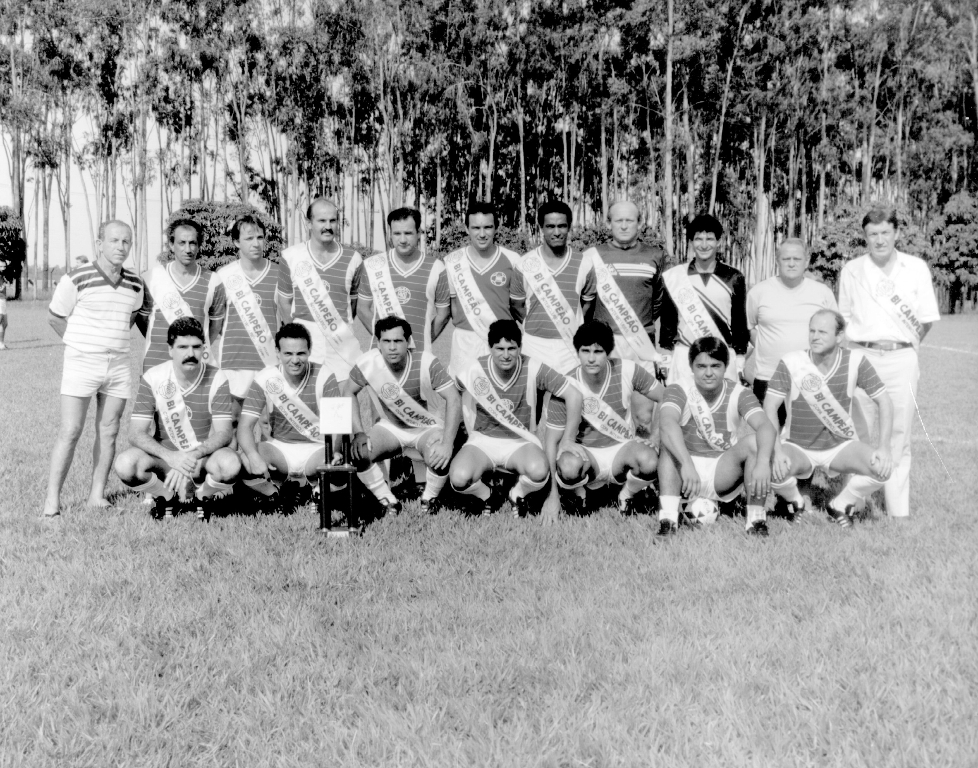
[808,347,842,379]
[536,245,572,277]
[388,249,426,277]
[696,379,727,412]
[465,246,500,275]
[576,360,612,400]
[279,362,311,394]
[488,354,522,391]
[243,260,271,285]
[167,262,201,291]
[386,351,413,387]
[307,241,342,271]
[176,360,206,395]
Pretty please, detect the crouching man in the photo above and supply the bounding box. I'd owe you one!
[548,321,663,515]
[115,317,240,518]
[657,336,775,536]
[449,319,585,521]
[345,316,462,515]
[237,323,341,508]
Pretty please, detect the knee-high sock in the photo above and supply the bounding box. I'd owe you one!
[659,495,681,524]
[196,474,234,499]
[746,505,766,529]
[244,476,279,497]
[511,473,549,500]
[830,476,884,513]
[358,464,397,504]
[452,479,491,501]
[771,477,804,504]
[130,475,174,501]
[619,470,654,501]
[422,468,448,501]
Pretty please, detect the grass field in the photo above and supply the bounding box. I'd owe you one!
[1,302,977,767]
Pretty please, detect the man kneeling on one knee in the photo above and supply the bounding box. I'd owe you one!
[238,323,342,506]
[547,320,663,515]
[115,317,240,516]
[764,309,893,527]
[345,316,462,515]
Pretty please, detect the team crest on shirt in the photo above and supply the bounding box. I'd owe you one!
[500,399,515,412]
[185,407,193,421]
[473,377,491,396]
[875,279,895,298]
[676,287,696,306]
[253,294,263,306]
[583,397,600,415]
[294,261,313,277]
[801,374,822,393]
[395,286,411,303]
[522,255,542,272]
[490,271,507,287]
[161,293,182,311]
[225,274,243,291]
[158,381,177,399]
[266,377,285,395]
[380,383,400,400]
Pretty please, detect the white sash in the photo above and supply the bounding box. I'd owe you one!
[663,265,723,342]
[445,249,495,338]
[149,265,195,325]
[220,261,277,366]
[460,359,542,448]
[364,253,405,321]
[568,360,636,443]
[255,366,321,441]
[782,350,858,440]
[684,381,743,452]
[586,249,658,364]
[357,349,442,429]
[862,256,924,346]
[520,248,578,353]
[143,361,200,450]
[291,245,360,365]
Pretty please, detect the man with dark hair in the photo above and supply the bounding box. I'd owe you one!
[237,322,342,506]
[431,201,522,375]
[512,200,597,374]
[658,213,749,389]
[764,309,894,527]
[137,217,226,371]
[838,207,940,518]
[345,316,463,515]
[276,198,363,384]
[657,335,775,536]
[548,320,663,515]
[115,317,240,519]
[450,319,586,521]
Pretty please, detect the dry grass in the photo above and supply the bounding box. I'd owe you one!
[1,302,976,767]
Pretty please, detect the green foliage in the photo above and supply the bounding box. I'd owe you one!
[0,207,27,284]
[932,192,978,283]
[160,200,284,271]
[433,223,533,257]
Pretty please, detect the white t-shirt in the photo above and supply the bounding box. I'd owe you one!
[746,276,837,380]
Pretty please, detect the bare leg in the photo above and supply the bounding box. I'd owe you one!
[42,395,91,516]
[0,313,8,349]
[87,393,127,507]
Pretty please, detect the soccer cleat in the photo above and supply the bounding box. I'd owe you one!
[562,493,586,518]
[419,498,439,516]
[746,520,769,537]
[827,505,854,528]
[618,495,646,517]
[154,497,175,520]
[195,504,207,521]
[657,519,678,537]
[512,495,531,519]
[378,498,402,517]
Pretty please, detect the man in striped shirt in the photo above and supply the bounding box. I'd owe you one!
[42,220,145,517]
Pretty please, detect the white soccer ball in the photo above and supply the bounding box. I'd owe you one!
[685,497,719,526]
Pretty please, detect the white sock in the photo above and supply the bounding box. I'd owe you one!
[659,495,681,524]
[829,486,862,513]
[131,475,174,501]
[746,505,766,529]
[772,477,804,504]
[357,464,397,504]
[196,474,234,499]
[572,486,586,499]
[244,477,279,497]
[619,470,653,501]
[511,473,549,500]
[422,469,448,501]
[452,479,491,501]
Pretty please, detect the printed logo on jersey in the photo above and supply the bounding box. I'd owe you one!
[875,279,895,298]
[162,293,182,311]
[253,293,263,307]
[473,376,491,396]
[395,286,411,303]
[380,383,400,400]
[265,377,285,395]
[522,255,542,272]
[490,271,507,287]
[801,373,822,393]
[294,261,313,278]
[500,398,515,412]
[185,407,193,421]
[158,381,177,399]
[583,397,600,415]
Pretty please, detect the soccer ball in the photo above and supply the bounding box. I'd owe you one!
[685,497,719,526]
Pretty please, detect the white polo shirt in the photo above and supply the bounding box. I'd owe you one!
[838,251,940,345]
[49,262,144,354]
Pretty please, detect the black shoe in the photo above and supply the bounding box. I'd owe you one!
[827,504,854,528]
[562,492,586,517]
[618,495,645,516]
[378,498,402,517]
[746,520,769,537]
[419,498,439,515]
[154,497,175,520]
[512,495,531,518]
[657,519,678,536]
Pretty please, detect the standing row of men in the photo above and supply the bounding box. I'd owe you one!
[40,201,939,527]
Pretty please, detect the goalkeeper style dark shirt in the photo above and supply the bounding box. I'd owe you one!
[658,260,749,355]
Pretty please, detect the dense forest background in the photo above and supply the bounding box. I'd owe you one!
[2,0,978,308]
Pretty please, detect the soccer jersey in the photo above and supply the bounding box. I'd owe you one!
[547,360,660,449]
[511,246,596,339]
[277,242,363,325]
[215,260,281,371]
[132,363,232,450]
[659,261,749,354]
[459,354,569,439]
[431,246,521,334]
[139,264,226,370]
[768,348,886,451]
[49,262,144,354]
[590,242,665,331]
[662,381,762,458]
[349,350,457,430]
[241,362,341,443]
[358,250,439,351]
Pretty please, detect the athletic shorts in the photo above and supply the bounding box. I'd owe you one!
[521,334,578,374]
[582,442,630,489]
[261,438,323,476]
[464,431,538,470]
[787,439,853,480]
[224,369,258,399]
[691,454,742,503]
[61,347,131,399]
[449,327,490,378]
[293,317,360,381]
[371,420,440,458]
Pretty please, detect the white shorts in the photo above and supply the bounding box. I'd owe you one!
[61,347,131,399]
[262,438,323,476]
[449,327,490,378]
[667,343,737,389]
[521,334,578,374]
[691,454,741,503]
[464,431,538,470]
[583,442,630,488]
[224,369,258,399]
[788,440,853,480]
[372,420,439,457]
[293,317,360,380]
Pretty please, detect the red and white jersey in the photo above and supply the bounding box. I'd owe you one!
[458,354,569,439]
[215,260,281,371]
[548,359,660,449]
[49,262,144,354]
[139,264,226,370]
[512,247,596,339]
[357,250,439,351]
[662,381,762,458]
[241,362,341,443]
[768,348,886,451]
[431,246,521,334]
[349,350,457,430]
[277,242,363,325]
[132,363,232,450]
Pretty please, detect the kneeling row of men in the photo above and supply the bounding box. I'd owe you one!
[115,309,893,535]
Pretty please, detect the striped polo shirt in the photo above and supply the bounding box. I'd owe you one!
[349,351,456,430]
[358,250,439,351]
[277,242,363,325]
[431,246,521,334]
[662,381,762,458]
[49,262,144,354]
[241,362,340,443]
[139,264,226,370]
[659,261,749,354]
[512,246,596,339]
[132,363,232,451]
[215,260,281,371]
[768,348,886,451]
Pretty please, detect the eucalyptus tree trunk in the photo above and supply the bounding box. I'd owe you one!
[662,0,675,262]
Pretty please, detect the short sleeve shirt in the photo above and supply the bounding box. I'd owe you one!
[662,382,762,458]
[277,242,363,325]
[132,364,233,450]
[216,260,282,371]
[431,246,521,334]
[49,262,143,354]
[358,251,439,351]
[241,363,341,443]
[349,351,458,429]
[512,247,597,339]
